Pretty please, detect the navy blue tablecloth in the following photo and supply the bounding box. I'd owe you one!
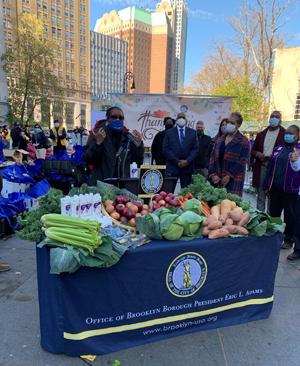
[36,234,282,356]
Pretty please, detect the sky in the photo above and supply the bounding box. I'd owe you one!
[90,0,300,86]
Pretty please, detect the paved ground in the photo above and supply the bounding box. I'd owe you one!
[1,193,300,366]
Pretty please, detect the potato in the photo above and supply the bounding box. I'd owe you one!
[228,207,243,222]
[238,212,251,227]
[208,228,230,239]
[204,215,218,226]
[225,218,234,226]
[208,220,223,230]
[202,227,210,236]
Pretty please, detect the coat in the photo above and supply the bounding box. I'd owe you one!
[84,120,144,185]
[151,130,167,165]
[264,142,300,194]
[208,131,250,196]
[251,126,285,187]
[162,126,199,176]
[195,133,212,170]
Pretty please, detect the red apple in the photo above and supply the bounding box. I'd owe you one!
[115,204,125,214]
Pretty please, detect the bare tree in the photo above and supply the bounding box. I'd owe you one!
[230,0,291,102]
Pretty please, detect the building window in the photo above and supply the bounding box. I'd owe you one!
[294,94,300,120]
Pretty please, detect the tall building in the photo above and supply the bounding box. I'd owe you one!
[94,6,174,94]
[0,3,9,122]
[269,47,300,121]
[157,0,187,92]
[2,0,91,128]
[90,31,128,99]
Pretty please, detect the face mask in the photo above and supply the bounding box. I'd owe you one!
[221,125,227,135]
[54,123,59,128]
[269,117,280,128]
[109,119,124,131]
[225,123,236,134]
[165,124,173,130]
[176,118,186,128]
[284,134,295,144]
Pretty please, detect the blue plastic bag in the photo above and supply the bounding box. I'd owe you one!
[26,179,50,198]
[71,145,85,165]
[1,164,34,184]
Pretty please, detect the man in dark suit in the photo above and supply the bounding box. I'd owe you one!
[163,113,199,188]
[151,117,175,165]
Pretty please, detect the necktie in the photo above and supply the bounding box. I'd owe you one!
[179,128,185,144]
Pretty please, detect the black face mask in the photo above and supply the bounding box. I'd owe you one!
[165,124,173,130]
[197,130,204,136]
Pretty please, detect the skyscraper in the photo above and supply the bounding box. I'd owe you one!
[94,6,174,94]
[90,31,128,99]
[2,0,91,128]
[157,0,187,92]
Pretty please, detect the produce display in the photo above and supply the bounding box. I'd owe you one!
[136,175,285,241]
[42,214,102,252]
[103,196,150,228]
[18,188,63,242]
[39,213,126,274]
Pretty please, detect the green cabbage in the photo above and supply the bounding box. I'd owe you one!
[136,213,162,239]
[153,207,172,219]
[160,214,184,241]
[183,199,202,214]
[180,211,205,237]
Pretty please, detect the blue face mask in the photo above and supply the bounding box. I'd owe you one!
[109,119,124,131]
[284,134,295,144]
[269,117,280,128]
[225,123,236,134]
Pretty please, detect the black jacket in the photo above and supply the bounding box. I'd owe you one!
[32,131,48,149]
[195,134,212,170]
[84,122,144,185]
[151,130,167,165]
[11,127,22,148]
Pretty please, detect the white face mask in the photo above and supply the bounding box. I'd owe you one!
[225,123,236,134]
[54,123,59,128]
[176,118,186,128]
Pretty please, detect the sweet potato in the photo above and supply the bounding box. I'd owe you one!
[223,225,239,234]
[202,226,210,236]
[208,228,230,239]
[208,220,223,230]
[203,215,218,226]
[235,226,249,236]
[211,204,220,220]
[220,199,233,220]
[225,218,234,226]
[228,207,244,222]
[238,212,251,227]
[231,201,237,209]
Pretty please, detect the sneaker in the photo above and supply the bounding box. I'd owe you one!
[0,263,11,272]
[287,251,300,261]
[281,240,293,249]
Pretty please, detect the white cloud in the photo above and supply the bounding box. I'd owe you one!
[188,8,214,20]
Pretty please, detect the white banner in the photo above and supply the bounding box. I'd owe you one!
[102,94,232,147]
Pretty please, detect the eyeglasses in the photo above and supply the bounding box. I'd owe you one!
[110,115,124,120]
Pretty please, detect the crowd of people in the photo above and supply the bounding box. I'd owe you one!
[0,107,300,272]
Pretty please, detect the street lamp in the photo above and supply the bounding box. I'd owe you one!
[123,71,136,94]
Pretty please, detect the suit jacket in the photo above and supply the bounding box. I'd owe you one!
[151,130,167,165]
[209,131,250,196]
[163,126,198,176]
[251,126,285,187]
[195,134,212,170]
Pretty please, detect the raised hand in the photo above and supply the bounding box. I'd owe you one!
[93,128,106,145]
